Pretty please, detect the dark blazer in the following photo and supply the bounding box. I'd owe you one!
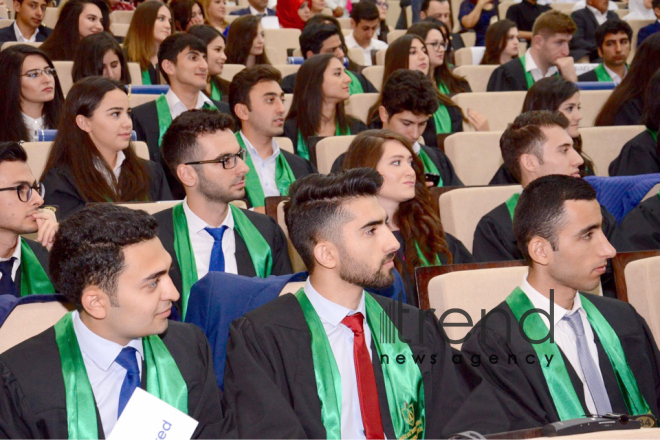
[609,130,658,176]
[228,7,276,15]
[462,293,660,430]
[569,8,619,62]
[620,195,660,251]
[0,23,52,43]
[637,20,660,48]
[152,206,293,309]
[0,321,235,438]
[577,68,599,82]
[283,116,368,158]
[14,239,51,297]
[610,96,644,126]
[280,70,378,94]
[278,149,316,176]
[487,58,529,91]
[41,160,173,220]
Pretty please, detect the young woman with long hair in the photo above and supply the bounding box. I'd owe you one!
[200,0,228,32]
[124,1,172,85]
[187,25,230,101]
[284,54,367,160]
[41,77,172,219]
[72,32,132,84]
[342,129,473,306]
[225,15,271,67]
[0,45,64,142]
[480,19,519,65]
[170,0,205,32]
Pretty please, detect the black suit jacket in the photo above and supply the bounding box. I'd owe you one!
[487,58,529,91]
[228,7,276,15]
[462,293,660,430]
[577,68,599,82]
[0,23,52,43]
[153,206,293,308]
[0,320,235,438]
[609,130,658,176]
[280,70,378,94]
[14,239,51,296]
[620,195,660,251]
[570,9,619,62]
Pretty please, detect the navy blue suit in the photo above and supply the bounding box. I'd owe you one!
[0,23,52,43]
[228,7,276,15]
[637,21,660,47]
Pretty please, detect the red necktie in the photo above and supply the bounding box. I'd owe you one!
[341,313,385,440]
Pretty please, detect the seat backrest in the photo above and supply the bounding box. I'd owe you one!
[2,41,42,50]
[387,29,406,44]
[264,28,301,50]
[273,63,300,78]
[53,61,74,96]
[219,63,246,82]
[265,46,287,65]
[498,0,516,18]
[375,48,386,65]
[579,90,612,127]
[129,93,159,107]
[23,142,52,180]
[461,31,476,47]
[279,281,306,296]
[0,8,7,19]
[344,93,379,124]
[624,255,660,343]
[133,141,150,161]
[43,7,59,28]
[275,136,294,154]
[439,184,522,252]
[550,2,574,13]
[0,19,12,29]
[338,17,351,29]
[315,135,357,174]
[444,131,504,186]
[110,23,129,37]
[127,62,142,85]
[116,200,180,214]
[428,265,529,348]
[276,200,307,272]
[453,47,473,66]
[347,47,364,66]
[452,65,498,92]
[361,65,384,92]
[453,91,525,130]
[579,125,645,176]
[109,9,134,23]
[0,300,75,353]
[628,19,655,52]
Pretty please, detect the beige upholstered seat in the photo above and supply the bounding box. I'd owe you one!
[277,200,307,273]
[53,61,74,96]
[272,64,300,78]
[279,281,306,296]
[316,135,357,174]
[110,23,129,37]
[444,131,504,186]
[439,184,522,252]
[624,255,660,342]
[2,41,42,50]
[338,17,351,29]
[129,93,159,107]
[109,10,134,23]
[265,46,287,65]
[0,301,75,353]
[345,93,378,124]
[347,47,365,66]
[264,28,301,51]
[43,7,59,28]
[579,125,645,176]
[133,141,150,161]
[116,200,181,214]
[453,91,525,131]
[452,65,498,92]
[275,136,294,154]
[453,48,473,66]
[550,2,575,13]
[461,32,476,47]
[579,90,612,127]
[127,62,142,85]
[628,19,655,54]
[361,66,384,92]
[219,63,246,82]
[0,19,11,29]
[498,0,515,18]
[386,29,406,44]
[375,48,386,66]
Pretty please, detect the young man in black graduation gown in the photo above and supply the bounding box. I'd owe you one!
[463,175,660,430]
[154,109,292,318]
[331,69,464,187]
[131,33,231,199]
[488,10,578,92]
[0,204,233,438]
[569,0,619,62]
[229,65,316,211]
[577,20,631,84]
[0,142,57,297]
[223,169,514,438]
[619,193,660,251]
[608,125,660,176]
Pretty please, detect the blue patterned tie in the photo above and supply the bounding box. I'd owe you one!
[115,347,140,418]
[205,226,228,272]
[563,312,613,416]
[0,258,17,297]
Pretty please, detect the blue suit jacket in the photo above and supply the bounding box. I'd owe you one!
[0,23,52,43]
[228,7,276,15]
[637,21,660,48]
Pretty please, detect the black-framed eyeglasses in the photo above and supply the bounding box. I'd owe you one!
[184,149,247,169]
[20,68,58,79]
[0,182,45,202]
[427,41,448,51]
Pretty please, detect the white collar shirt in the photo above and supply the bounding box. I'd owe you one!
[525,49,559,82]
[345,32,388,67]
[165,89,214,121]
[240,131,282,198]
[13,21,39,42]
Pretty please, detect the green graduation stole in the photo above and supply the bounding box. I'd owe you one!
[505,192,520,221]
[593,64,613,82]
[155,94,218,148]
[417,148,442,186]
[295,289,426,439]
[505,287,652,420]
[519,56,560,90]
[235,132,296,208]
[295,123,350,161]
[648,129,658,143]
[414,241,441,267]
[19,238,55,296]
[433,81,453,134]
[346,70,364,95]
[141,69,152,85]
[171,203,274,319]
[210,81,222,101]
[54,312,188,439]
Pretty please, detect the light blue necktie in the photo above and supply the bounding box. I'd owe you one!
[563,312,613,416]
[115,347,140,418]
[205,226,228,272]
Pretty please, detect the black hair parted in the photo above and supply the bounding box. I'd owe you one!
[595,19,632,48]
[381,69,439,117]
[300,23,342,57]
[0,142,28,165]
[284,168,383,273]
[49,204,159,311]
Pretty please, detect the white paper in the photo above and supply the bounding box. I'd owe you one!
[108,388,199,440]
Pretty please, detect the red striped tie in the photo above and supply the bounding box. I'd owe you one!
[341,313,385,439]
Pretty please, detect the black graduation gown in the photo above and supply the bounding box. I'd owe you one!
[0,24,52,42]
[619,195,660,251]
[283,116,368,158]
[223,292,515,438]
[41,161,173,220]
[610,96,644,127]
[280,71,378,94]
[131,98,231,199]
[462,293,660,430]
[570,9,618,62]
[422,105,464,148]
[608,130,658,176]
[153,207,293,311]
[271,149,317,177]
[489,164,519,185]
[0,321,235,438]
[577,68,599,82]
[487,58,529,92]
[13,239,51,297]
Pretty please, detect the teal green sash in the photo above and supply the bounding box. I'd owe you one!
[19,238,55,296]
[505,192,520,221]
[296,123,350,161]
[593,64,613,82]
[346,70,364,95]
[210,81,222,101]
[417,148,442,186]
[434,82,452,134]
[414,241,441,267]
[236,132,297,207]
[295,289,426,439]
[648,129,658,143]
[54,312,187,439]
[141,69,152,85]
[155,95,217,148]
[505,287,652,420]
[437,82,450,95]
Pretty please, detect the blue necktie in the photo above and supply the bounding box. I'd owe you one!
[0,258,17,297]
[205,226,228,272]
[563,312,613,416]
[115,347,140,418]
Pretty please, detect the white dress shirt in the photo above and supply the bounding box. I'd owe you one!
[240,131,282,198]
[345,32,388,67]
[525,49,559,82]
[22,113,45,142]
[165,89,214,121]
[520,274,604,417]
[586,5,609,25]
[0,237,22,283]
[13,21,39,42]
[94,150,126,187]
[603,64,626,86]
[182,198,238,279]
[72,310,144,438]
[304,278,372,440]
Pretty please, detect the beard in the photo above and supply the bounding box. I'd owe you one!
[338,247,396,290]
[197,168,246,204]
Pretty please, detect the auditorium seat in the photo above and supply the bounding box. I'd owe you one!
[129,93,159,107]
[315,135,357,174]
[219,63,246,82]
[53,61,74,95]
[276,200,306,272]
[579,89,612,127]
[623,255,660,342]
[43,7,59,29]
[461,31,476,47]
[272,63,300,78]
[386,29,405,44]
[279,281,306,296]
[628,18,654,55]
[127,62,142,85]
[453,91,525,130]
[0,19,11,30]
[498,0,515,19]
[265,46,287,65]
[274,136,294,154]
[375,48,386,65]
[549,2,574,13]
[453,65,498,92]
[444,131,503,185]
[110,23,129,37]
[453,47,485,66]
[439,184,522,252]
[338,17,351,29]
[109,10,134,24]
[0,8,7,19]
[580,125,645,176]
[1,41,42,50]
[361,65,384,91]
[347,47,365,66]
[264,28,301,51]
[344,93,379,124]
[116,200,181,214]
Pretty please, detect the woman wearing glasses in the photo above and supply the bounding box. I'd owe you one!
[41,77,172,220]
[0,45,64,143]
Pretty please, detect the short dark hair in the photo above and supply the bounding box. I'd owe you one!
[0,142,28,166]
[300,23,341,58]
[161,109,236,178]
[49,204,159,311]
[653,0,660,10]
[514,174,596,263]
[595,19,632,47]
[158,33,207,85]
[350,1,379,23]
[229,65,282,127]
[284,168,383,273]
[420,0,447,13]
[500,111,570,182]
[381,69,439,118]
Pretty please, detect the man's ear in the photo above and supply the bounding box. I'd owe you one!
[519,153,539,175]
[350,18,356,29]
[313,240,339,270]
[378,106,390,125]
[80,285,111,320]
[532,34,543,50]
[176,163,198,188]
[161,59,177,78]
[234,103,250,122]
[305,50,316,59]
[527,236,552,267]
[597,46,603,59]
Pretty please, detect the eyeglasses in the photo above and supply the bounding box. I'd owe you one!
[375,1,388,7]
[184,149,247,169]
[427,41,448,51]
[0,182,45,202]
[20,68,58,79]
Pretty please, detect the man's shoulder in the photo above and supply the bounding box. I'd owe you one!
[0,326,58,371]
[236,207,280,235]
[239,293,307,331]
[160,320,206,349]
[228,7,250,15]
[0,24,16,41]
[152,207,175,228]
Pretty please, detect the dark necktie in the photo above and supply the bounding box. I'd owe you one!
[255,13,266,18]
[0,258,17,297]
[115,347,140,418]
[341,313,385,439]
[205,226,228,272]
